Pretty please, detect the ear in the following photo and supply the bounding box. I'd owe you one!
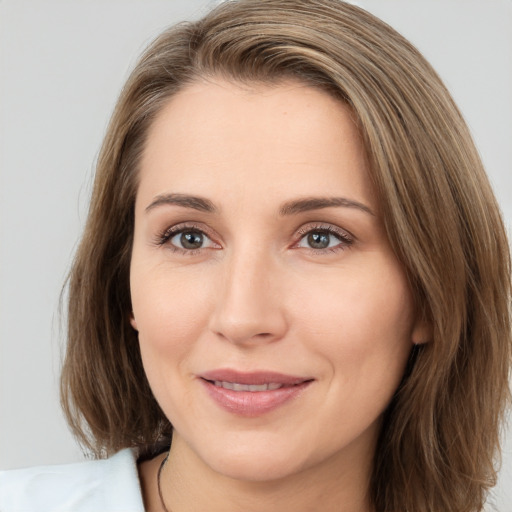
[411,314,432,345]
[130,312,138,331]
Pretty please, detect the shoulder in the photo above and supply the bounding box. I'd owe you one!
[0,448,145,512]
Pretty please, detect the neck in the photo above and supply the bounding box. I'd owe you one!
[154,433,374,512]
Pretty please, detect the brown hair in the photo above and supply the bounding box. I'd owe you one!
[61,1,512,510]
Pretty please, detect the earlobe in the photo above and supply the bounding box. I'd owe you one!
[130,313,138,332]
[411,316,432,345]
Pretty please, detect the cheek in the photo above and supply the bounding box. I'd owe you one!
[291,263,414,450]
[295,257,414,385]
[131,267,220,423]
[130,266,215,379]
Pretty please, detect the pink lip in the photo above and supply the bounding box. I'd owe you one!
[200,369,310,386]
[198,369,313,417]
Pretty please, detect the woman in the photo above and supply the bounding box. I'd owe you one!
[1,0,510,511]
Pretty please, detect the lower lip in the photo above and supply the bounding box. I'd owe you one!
[200,379,312,417]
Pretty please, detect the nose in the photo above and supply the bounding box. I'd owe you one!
[208,247,288,346]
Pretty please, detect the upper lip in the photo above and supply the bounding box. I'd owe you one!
[199,369,312,386]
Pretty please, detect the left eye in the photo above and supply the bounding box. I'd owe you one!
[169,229,216,250]
[297,230,348,250]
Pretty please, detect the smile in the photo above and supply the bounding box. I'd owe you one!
[211,381,286,391]
[199,370,313,416]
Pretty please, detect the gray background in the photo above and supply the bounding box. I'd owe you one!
[1,0,511,509]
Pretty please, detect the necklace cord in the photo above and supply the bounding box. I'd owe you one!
[157,452,171,512]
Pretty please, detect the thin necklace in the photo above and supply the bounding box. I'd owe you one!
[157,451,171,512]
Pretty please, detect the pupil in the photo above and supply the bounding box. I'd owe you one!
[181,231,203,249]
[308,232,329,249]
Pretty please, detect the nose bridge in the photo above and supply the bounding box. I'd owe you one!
[210,242,287,344]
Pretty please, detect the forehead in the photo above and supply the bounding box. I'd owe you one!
[137,78,375,212]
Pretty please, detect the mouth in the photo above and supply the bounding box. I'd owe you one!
[200,369,312,388]
[198,369,314,416]
[207,381,290,392]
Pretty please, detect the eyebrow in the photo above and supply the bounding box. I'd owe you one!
[145,193,217,214]
[145,193,374,217]
[279,197,375,216]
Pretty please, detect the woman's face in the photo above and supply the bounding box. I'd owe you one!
[130,78,426,482]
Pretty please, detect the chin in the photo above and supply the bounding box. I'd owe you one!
[209,451,305,483]
[187,431,310,483]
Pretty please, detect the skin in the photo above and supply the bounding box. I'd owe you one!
[131,78,428,512]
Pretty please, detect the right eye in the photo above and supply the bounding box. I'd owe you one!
[156,224,221,254]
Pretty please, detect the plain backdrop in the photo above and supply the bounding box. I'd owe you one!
[1,0,511,509]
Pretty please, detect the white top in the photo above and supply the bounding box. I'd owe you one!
[0,448,145,511]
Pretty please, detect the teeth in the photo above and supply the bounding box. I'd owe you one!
[213,380,284,391]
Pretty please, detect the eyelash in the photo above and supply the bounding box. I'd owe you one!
[154,222,354,255]
[294,223,354,254]
[154,222,218,255]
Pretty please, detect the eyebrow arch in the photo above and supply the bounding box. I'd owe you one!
[145,193,217,214]
[279,197,375,216]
